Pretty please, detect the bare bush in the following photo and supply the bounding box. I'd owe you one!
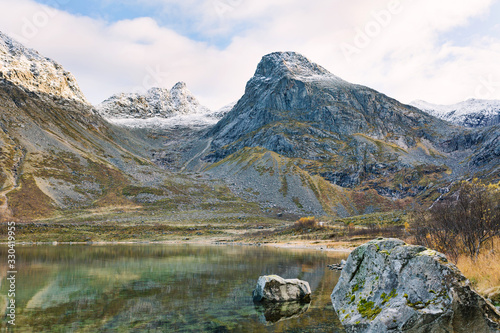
[410,180,500,261]
[293,216,320,230]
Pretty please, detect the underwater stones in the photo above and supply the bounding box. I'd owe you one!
[252,275,311,303]
[331,238,500,333]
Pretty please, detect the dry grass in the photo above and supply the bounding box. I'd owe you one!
[456,238,500,302]
[7,175,55,220]
[346,224,405,239]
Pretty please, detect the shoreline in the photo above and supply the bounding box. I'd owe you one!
[0,238,354,253]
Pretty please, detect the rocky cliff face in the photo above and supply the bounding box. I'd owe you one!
[411,99,500,128]
[0,31,88,104]
[207,51,445,162]
[96,82,210,119]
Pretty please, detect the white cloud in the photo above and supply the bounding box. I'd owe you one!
[0,0,499,109]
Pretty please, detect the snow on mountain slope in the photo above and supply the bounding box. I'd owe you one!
[0,31,88,104]
[212,101,237,118]
[410,99,500,128]
[108,113,220,129]
[96,82,223,128]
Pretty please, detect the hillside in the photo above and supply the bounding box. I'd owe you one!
[205,147,407,217]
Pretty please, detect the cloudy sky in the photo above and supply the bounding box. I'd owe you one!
[0,0,499,109]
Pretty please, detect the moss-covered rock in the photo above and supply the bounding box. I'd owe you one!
[331,238,500,333]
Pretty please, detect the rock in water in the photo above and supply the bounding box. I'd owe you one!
[253,275,311,303]
[331,238,500,333]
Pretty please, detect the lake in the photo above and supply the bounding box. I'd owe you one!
[0,244,348,332]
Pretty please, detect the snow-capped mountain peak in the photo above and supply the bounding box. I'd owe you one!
[96,82,210,120]
[410,99,500,128]
[170,81,210,115]
[0,31,89,104]
[255,52,330,77]
[96,82,220,128]
[253,51,348,86]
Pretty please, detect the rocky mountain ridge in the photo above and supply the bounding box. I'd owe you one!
[411,99,500,128]
[0,31,88,104]
[97,82,210,119]
[189,52,498,207]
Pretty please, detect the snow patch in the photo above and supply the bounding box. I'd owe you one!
[106,111,222,129]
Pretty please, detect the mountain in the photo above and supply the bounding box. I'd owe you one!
[410,99,500,128]
[1,33,498,221]
[95,82,228,130]
[212,101,237,120]
[97,82,210,119]
[171,51,498,207]
[0,31,88,104]
[206,52,450,161]
[190,53,454,199]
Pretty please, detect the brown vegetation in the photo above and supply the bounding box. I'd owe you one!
[456,237,500,303]
[409,179,500,262]
[7,175,55,220]
[407,179,500,300]
[293,216,321,230]
[345,224,404,239]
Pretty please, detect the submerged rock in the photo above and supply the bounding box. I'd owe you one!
[253,275,311,303]
[331,238,500,333]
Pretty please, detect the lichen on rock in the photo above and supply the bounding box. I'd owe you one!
[331,238,500,333]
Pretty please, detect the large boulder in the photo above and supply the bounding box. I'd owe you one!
[331,238,500,333]
[253,275,311,303]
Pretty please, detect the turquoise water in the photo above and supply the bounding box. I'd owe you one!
[0,244,347,332]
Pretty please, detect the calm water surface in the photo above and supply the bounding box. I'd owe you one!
[0,244,347,332]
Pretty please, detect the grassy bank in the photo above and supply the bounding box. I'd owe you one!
[456,238,500,306]
[0,210,408,243]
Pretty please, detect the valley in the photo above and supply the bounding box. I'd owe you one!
[0,32,498,247]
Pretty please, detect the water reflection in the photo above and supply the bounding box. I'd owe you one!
[255,301,311,324]
[0,244,348,332]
